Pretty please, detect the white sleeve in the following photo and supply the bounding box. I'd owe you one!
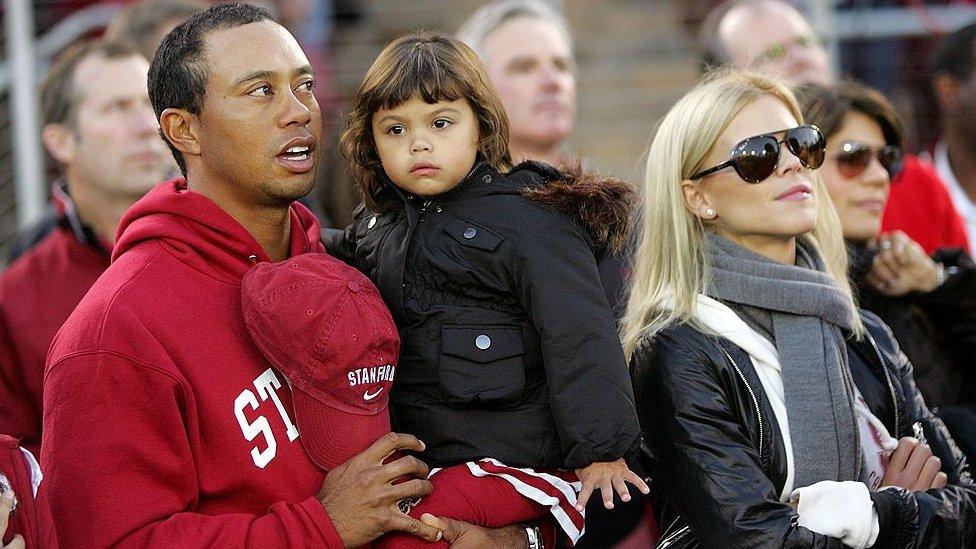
[790,480,879,548]
[19,446,41,497]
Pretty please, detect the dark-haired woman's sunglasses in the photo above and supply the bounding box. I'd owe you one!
[689,125,826,183]
[834,141,904,180]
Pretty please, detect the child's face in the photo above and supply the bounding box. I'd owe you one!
[372,96,480,197]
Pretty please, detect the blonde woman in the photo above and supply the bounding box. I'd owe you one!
[624,71,976,548]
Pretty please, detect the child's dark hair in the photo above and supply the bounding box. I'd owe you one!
[340,31,512,212]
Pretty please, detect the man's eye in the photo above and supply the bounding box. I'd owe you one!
[508,61,536,74]
[297,80,315,93]
[387,125,405,135]
[249,85,273,97]
[432,119,452,129]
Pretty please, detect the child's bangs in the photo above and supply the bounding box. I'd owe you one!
[370,48,470,111]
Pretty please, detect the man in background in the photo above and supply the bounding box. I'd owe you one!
[458,0,577,168]
[0,40,169,457]
[930,23,976,256]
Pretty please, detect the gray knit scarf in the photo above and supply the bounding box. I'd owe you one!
[706,233,863,488]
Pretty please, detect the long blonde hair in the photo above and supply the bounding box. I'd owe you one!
[620,71,862,357]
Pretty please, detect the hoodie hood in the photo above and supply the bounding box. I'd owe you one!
[513,160,637,255]
[114,178,324,282]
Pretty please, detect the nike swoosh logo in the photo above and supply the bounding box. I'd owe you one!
[363,388,384,401]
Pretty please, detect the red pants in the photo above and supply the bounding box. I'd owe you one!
[374,463,564,548]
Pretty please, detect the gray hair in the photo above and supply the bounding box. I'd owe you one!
[456,0,572,60]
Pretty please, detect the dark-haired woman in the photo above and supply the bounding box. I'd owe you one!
[799,81,976,462]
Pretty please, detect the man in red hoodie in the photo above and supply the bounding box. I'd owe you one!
[38,4,481,548]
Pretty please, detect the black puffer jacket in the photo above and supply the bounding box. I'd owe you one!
[324,161,641,469]
[630,310,976,548]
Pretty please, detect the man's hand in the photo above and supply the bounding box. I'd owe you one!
[0,490,24,549]
[574,458,650,510]
[318,432,443,547]
[421,514,527,548]
[881,437,948,492]
[868,232,941,296]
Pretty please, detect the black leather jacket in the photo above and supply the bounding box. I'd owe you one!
[630,310,976,548]
[325,161,641,469]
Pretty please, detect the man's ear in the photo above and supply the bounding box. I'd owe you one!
[933,75,959,112]
[41,123,76,165]
[680,178,714,220]
[159,108,201,160]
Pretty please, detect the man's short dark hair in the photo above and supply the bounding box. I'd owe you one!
[41,40,141,128]
[931,22,976,83]
[148,2,274,175]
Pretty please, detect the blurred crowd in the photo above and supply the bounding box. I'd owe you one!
[1,1,976,548]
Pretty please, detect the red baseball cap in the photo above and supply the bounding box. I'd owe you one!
[241,252,399,470]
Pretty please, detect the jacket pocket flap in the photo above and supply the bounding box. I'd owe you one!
[441,326,524,363]
[444,219,503,252]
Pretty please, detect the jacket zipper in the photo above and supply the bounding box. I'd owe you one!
[865,332,900,438]
[720,347,765,469]
[656,346,766,548]
[657,525,691,548]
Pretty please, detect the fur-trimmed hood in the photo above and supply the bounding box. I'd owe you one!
[510,160,637,256]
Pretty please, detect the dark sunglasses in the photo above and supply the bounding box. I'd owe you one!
[690,125,826,183]
[834,141,904,180]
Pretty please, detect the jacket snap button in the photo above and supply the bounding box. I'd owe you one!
[482,175,492,183]
[367,216,377,229]
[463,227,477,239]
[475,335,491,349]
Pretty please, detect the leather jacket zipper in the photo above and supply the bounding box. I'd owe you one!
[656,345,768,547]
[865,331,900,438]
[720,346,766,470]
[657,524,691,548]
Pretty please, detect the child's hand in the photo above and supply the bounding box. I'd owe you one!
[574,458,649,511]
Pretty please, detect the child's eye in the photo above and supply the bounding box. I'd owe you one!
[386,125,405,136]
[432,118,453,129]
[249,85,273,97]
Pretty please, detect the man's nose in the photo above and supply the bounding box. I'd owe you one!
[279,90,313,128]
[539,63,564,91]
[133,105,158,136]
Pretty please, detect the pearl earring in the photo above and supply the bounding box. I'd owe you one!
[705,208,715,219]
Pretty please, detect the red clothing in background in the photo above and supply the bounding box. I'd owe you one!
[0,199,110,458]
[0,436,56,549]
[882,154,970,254]
[41,179,342,548]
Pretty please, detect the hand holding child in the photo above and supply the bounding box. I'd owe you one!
[575,458,649,510]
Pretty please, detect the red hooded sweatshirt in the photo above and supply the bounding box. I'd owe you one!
[40,179,342,548]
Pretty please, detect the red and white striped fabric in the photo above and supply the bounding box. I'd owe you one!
[460,458,585,544]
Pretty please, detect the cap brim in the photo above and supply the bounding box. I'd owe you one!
[292,390,391,471]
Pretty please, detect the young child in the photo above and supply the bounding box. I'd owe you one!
[325,32,645,546]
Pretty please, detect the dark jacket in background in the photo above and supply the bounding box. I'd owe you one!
[631,310,976,548]
[849,244,976,407]
[324,161,640,470]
